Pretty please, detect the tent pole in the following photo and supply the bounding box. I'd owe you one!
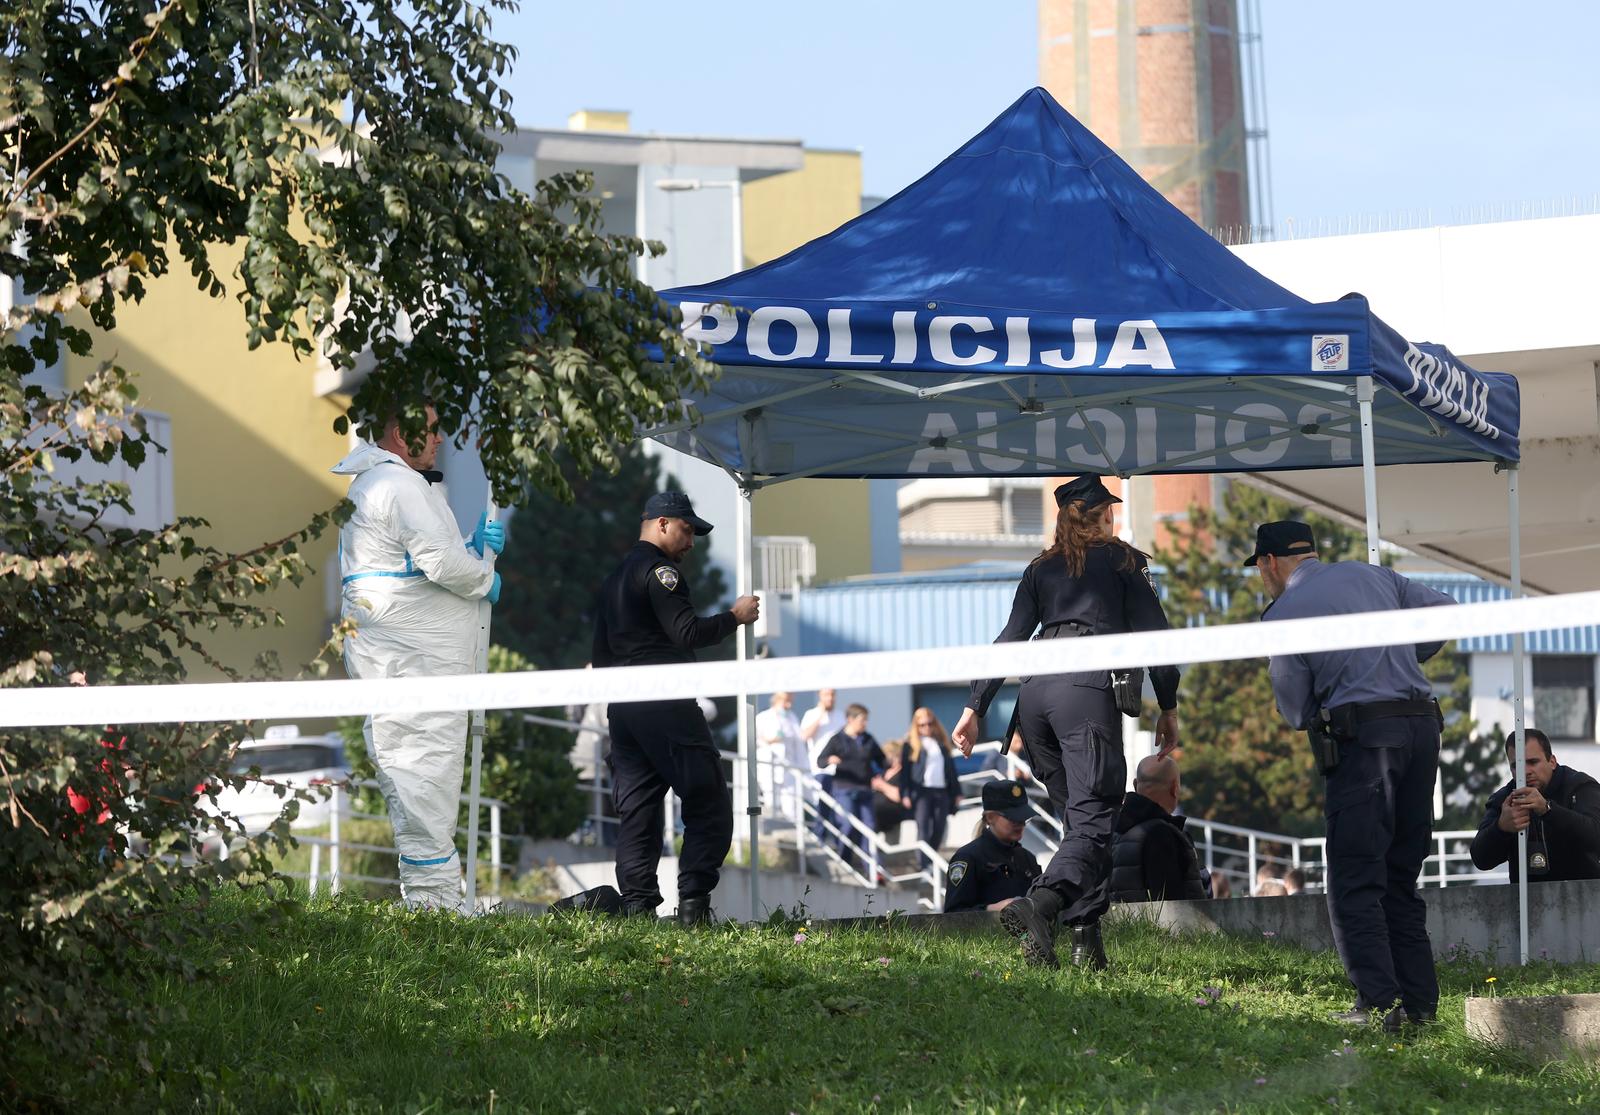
[465,496,497,915]
[734,480,760,923]
[1508,462,1529,965]
[1357,376,1380,565]
[1116,476,1142,763]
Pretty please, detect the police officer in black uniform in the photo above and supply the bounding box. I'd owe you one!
[943,779,1041,913]
[953,476,1180,970]
[592,491,760,925]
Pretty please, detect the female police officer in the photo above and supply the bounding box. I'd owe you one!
[952,476,1180,970]
[943,779,1041,913]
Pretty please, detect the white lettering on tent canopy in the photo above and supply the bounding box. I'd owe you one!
[1401,344,1500,441]
[677,304,1177,372]
[906,406,1353,473]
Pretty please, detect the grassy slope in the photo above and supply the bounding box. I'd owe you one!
[48,891,1600,1113]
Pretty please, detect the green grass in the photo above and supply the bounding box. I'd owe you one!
[29,889,1600,1113]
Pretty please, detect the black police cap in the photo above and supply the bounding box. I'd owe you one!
[1053,474,1122,512]
[642,490,713,536]
[980,779,1035,824]
[1243,520,1317,567]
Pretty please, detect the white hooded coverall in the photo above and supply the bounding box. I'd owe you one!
[332,442,496,911]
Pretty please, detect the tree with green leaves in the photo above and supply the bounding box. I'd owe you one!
[1150,483,1475,836]
[4,0,709,1095]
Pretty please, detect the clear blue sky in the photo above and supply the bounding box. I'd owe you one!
[502,1,1600,228]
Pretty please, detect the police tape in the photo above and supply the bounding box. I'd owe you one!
[4,590,1599,729]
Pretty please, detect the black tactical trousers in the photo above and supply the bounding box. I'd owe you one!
[608,698,733,911]
[1324,714,1441,1015]
[1016,675,1125,926]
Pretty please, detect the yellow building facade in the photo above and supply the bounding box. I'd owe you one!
[66,242,351,680]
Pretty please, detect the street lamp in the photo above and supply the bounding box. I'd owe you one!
[654,177,744,277]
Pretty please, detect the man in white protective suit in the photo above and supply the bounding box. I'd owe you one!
[332,404,505,912]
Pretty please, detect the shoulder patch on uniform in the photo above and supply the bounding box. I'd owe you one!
[1142,565,1156,591]
[653,565,680,591]
[948,861,968,888]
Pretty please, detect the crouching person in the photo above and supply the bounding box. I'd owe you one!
[1471,728,1600,883]
[944,780,1041,913]
[1109,755,1208,903]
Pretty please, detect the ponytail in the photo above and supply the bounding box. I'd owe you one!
[1037,497,1137,577]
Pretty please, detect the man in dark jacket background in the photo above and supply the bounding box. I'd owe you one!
[1110,755,1208,903]
[1471,728,1600,883]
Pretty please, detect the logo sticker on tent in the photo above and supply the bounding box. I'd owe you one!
[1311,335,1349,372]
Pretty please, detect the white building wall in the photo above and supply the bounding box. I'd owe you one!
[1469,653,1531,741]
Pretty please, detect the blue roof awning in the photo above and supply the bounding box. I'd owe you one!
[795,565,1596,657]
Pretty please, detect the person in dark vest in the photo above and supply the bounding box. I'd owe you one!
[943,780,1042,913]
[1109,755,1207,903]
[1471,728,1600,883]
[953,475,1181,971]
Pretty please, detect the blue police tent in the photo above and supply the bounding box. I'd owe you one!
[649,88,1520,489]
[646,88,1537,952]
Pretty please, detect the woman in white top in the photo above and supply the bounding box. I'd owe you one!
[892,707,961,863]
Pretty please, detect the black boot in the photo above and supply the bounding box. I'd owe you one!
[1069,922,1109,971]
[1000,888,1064,968]
[549,885,625,916]
[677,895,714,927]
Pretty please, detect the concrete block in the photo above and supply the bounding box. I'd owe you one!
[1465,993,1600,1062]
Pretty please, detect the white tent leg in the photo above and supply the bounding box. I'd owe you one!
[735,482,760,922]
[465,497,498,914]
[1508,463,1529,965]
[1357,376,1380,565]
[1116,476,1141,760]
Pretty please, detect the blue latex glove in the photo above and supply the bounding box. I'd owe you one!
[469,510,506,557]
[486,571,502,605]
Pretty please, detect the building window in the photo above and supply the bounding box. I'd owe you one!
[1533,656,1595,741]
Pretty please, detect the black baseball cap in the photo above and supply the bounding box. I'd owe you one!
[1053,475,1122,512]
[642,491,713,535]
[1243,520,1317,566]
[980,779,1035,824]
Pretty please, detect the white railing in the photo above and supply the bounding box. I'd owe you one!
[574,748,950,909]
[753,535,816,592]
[290,779,506,903]
[564,719,1517,908]
[1185,817,1507,896]
[947,741,1507,898]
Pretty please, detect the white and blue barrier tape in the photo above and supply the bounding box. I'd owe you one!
[4,591,1599,728]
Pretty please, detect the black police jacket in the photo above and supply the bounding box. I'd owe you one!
[1109,792,1207,903]
[968,542,1180,717]
[1470,765,1600,882]
[943,829,1041,913]
[591,540,737,668]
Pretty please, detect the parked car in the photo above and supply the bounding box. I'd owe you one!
[202,733,353,836]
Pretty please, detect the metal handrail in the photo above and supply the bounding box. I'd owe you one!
[303,781,505,902]
[569,731,1507,903]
